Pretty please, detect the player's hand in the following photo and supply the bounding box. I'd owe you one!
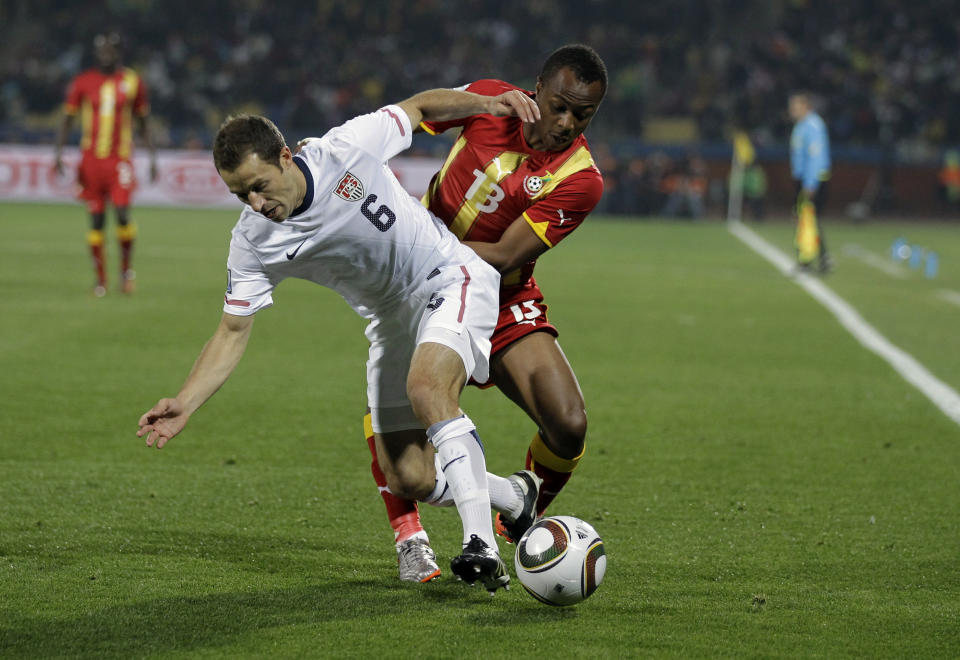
[488,90,540,123]
[137,397,188,449]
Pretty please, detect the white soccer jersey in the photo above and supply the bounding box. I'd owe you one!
[223,105,472,319]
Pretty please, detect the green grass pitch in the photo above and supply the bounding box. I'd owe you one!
[1,203,958,658]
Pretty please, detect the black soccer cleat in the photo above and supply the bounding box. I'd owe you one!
[497,470,542,544]
[450,535,510,595]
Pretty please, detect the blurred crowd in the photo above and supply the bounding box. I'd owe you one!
[1,0,958,211]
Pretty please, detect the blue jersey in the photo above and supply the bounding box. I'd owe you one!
[790,112,831,191]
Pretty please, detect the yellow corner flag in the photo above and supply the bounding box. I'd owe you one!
[796,199,820,263]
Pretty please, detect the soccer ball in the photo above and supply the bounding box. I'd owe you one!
[514,515,606,606]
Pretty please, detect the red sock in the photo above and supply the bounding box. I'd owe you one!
[526,432,582,516]
[365,415,423,544]
[87,230,106,286]
[117,223,136,275]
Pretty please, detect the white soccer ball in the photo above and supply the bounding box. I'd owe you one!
[514,515,606,606]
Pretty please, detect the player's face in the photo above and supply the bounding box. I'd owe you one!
[530,67,604,152]
[93,34,121,70]
[220,148,302,222]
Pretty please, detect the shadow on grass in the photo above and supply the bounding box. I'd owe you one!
[1,576,584,657]
[0,525,587,657]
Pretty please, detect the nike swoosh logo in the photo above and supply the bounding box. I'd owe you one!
[286,238,308,260]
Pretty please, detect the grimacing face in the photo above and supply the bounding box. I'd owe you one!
[220,147,303,222]
[528,67,604,152]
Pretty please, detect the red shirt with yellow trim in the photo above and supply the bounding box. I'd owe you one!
[64,67,149,160]
[420,79,602,289]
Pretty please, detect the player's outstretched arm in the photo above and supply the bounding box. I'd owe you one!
[137,312,254,448]
[396,88,539,129]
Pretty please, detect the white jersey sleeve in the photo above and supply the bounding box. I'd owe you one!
[325,105,413,163]
[223,231,276,316]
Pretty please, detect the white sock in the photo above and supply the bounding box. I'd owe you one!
[426,414,495,548]
[487,472,523,519]
[427,456,520,518]
[423,455,453,507]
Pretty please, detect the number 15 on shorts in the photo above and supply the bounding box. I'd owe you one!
[510,301,542,326]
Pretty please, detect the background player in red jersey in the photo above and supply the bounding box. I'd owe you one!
[54,32,157,297]
[363,44,608,582]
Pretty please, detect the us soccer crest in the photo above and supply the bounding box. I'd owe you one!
[334,172,364,201]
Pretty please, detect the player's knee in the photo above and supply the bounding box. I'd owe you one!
[385,467,433,501]
[405,379,432,425]
[406,375,457,427]
[542,405,587,458]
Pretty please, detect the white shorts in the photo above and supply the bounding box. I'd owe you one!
[366,256,499,434]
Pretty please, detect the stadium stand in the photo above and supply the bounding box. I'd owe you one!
[2,0,958,215]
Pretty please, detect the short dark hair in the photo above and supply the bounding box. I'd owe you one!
[539,44,608,96]
[213,114,286,172]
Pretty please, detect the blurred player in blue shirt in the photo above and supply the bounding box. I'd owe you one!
[789,92,831,273]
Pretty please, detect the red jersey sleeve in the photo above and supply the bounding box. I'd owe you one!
[420,79,525,135]
[522,169,604,248]
[64,74,84,115]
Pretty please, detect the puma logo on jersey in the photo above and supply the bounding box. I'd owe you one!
[492,157,513,179]
[556,209,568,225]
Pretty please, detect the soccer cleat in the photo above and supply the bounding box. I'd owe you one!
[92,284,107,298]
[396,537,441,583]
[121,269,136,294]
[450,534,510,594]
[496,470,542,544]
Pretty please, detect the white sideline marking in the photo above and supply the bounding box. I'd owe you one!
[728,221,960,426]
[939,290,960,308]
[842,244,909,279]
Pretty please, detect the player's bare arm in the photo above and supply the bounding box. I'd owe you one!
[397,88,540,129]
[464,216,550,274]
[135,114,158,182]
[53,113,75,176]
[137,312,254,448]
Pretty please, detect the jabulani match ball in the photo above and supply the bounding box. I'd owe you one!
[514,515,606,606]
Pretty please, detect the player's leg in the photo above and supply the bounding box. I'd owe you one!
[372,424,441,584]
[363,411,425,542]
[112,160,137,293]
[406,341,495,546]
[813,181,831,272]
[490,330,587,518]
[87,211,108,297]
[78,156,108,296]
[405,339,511,593]
[408,259,538,593]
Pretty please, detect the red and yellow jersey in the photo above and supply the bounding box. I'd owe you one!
[64,67,149,160]
[421,79,603,288]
